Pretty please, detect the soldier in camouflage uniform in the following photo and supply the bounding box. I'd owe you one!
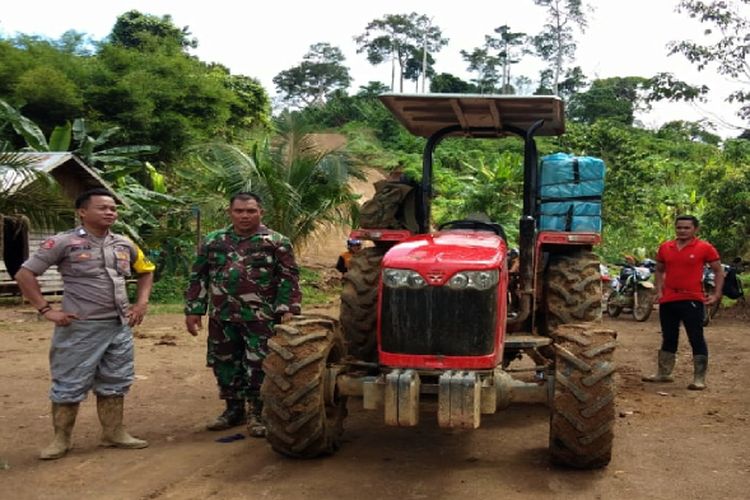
[185,192,301,436]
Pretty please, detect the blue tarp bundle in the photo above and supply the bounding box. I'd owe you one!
[537,153,605,232]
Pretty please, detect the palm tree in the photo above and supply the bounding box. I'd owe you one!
[0,100,72,229]
[187,113,365,246]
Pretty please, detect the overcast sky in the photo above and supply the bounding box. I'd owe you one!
[1,0,745,136]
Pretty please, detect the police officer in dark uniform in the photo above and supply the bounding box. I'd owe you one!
[184,192,301,437]
[15,188,155,460]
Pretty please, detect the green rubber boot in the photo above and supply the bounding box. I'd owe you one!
[642,350,676,383]
[687,355,708,390]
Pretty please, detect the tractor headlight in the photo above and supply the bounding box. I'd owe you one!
[446,270,498,291]
[383,268,427,289]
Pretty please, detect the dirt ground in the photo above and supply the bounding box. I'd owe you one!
[1,303,748,500]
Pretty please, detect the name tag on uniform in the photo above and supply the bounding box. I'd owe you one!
[74,252,92,261]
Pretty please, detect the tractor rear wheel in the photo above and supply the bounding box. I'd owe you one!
[340,246,387,361]
[544,250,603,333]
[261,316,347,458]
[549,323,617,469]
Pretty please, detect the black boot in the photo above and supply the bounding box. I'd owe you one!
[207,399,246,431]
[247,398,266,438]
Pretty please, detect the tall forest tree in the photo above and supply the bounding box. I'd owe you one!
[532,0,589,96]
[568,77,649,125]
[273,43,352,108]
[669,0,750,130]
[485,25,529,94]
[355,13,448,92]
[460,47,500,94]
[110,10,197,50]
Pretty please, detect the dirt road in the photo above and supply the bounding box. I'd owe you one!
[1,306,748,500]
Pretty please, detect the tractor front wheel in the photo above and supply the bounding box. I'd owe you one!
[340,246,387,361]
[261,316,347,458]
[550,323,617,469]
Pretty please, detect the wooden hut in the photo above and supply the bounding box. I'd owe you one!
[0,153,121,295]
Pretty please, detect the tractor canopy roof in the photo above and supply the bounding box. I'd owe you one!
[379,93,565,138]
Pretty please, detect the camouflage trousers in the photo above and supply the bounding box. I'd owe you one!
[207,318,274,402]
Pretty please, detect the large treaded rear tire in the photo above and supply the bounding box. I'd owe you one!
[340,246,386,361]
[261,317,347,458]
[550,323,617,469]
[544,251,603,332]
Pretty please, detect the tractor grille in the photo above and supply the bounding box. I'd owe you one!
[381,287,497,356]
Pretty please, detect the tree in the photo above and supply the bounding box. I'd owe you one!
[403,47,436,92]
[486,25,529,94]
[460,47,500,94]
[668,0,750,126]
[535,66,587,99]
[568,77,649,125]
[430,73,476,93]
[355,13,448,92]
[110,10,197,51]
[657,120,721,145]
[273,43,352,108]
[532,0,589,96]
[186,114,365,247]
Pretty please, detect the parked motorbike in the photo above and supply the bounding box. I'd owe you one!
[606,259,656,321]
[703,258,746,326]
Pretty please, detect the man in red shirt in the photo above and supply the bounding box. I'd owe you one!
[642,215,723,390]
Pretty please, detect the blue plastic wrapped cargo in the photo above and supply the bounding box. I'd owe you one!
[538,201,602,232]
[537,153,606,232]
[539,153,605,199]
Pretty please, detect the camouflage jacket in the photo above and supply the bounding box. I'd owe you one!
[184,225,301,322]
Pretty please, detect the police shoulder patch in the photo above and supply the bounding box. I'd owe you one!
[40,238,56,250]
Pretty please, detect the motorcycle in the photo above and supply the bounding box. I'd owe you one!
[606,259,656,321]
[703,258,746,326]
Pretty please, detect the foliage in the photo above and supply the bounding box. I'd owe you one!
[185,114,365,247]
[144,267,339,307]
[430,73,476,93]
[460,47,500,93]
[485,25,530,93]
[568,77,650,125]
[0,27,271,163]
[110,10,197,50]
[669,0,750,124]
[273,43,352,108]
[698,139,750,257]
[355,12,448,92]
[532,0,589,96]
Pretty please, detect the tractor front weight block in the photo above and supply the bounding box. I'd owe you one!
[334,367,551,429]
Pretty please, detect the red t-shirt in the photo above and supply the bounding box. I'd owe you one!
[656,238,720,303]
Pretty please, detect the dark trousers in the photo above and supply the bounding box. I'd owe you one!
[658,300,708,356]
[207,319,274,401]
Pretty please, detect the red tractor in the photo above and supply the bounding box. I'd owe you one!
[261,94,615,469]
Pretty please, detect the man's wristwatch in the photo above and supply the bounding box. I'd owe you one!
[38,303,52,314]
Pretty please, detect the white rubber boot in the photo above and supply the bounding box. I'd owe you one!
[40,402,79,460]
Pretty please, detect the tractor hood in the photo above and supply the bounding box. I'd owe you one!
[382,230,506,285]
